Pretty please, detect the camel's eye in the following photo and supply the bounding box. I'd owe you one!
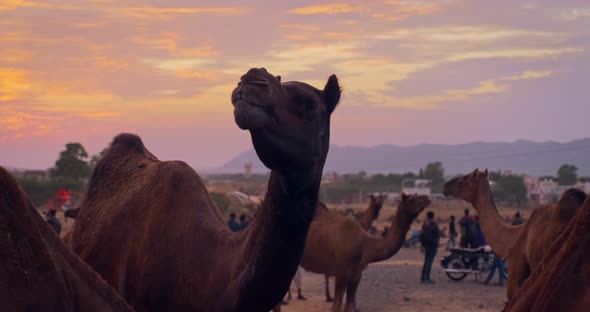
[300,97,317,111]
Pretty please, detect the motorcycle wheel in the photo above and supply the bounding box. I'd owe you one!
[445,255,468,281]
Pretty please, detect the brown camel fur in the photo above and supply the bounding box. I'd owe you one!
[65,207,81,220]
[67,68,341,312]
[443,169,586,299]
[324,194,385,302]
[300,193,431,312]
[503,194,590,312]
[0,167,133,312]
[355,194,385,231]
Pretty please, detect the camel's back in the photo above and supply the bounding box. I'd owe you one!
[301,209,367,274]
[0,167,133,312]
[525,190,585,269]
[68,134,227,310]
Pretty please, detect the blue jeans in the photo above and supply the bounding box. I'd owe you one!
[485,256,506,285]
[421,246,437,281]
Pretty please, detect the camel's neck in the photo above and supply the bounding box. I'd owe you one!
[473,182,523,258]
[232,169,320,310]
[358,203,377,231]
[365,209,414,263]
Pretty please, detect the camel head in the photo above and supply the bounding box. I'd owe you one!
[369,194,385,217]
[443,169,489,203]
[232,68,340,172]
[398,193,431,218]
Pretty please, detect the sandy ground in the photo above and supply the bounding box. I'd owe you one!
[281,248,506,312]
[53,200,511,312]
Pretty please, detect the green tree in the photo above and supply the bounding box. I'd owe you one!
[52,142,91,180]
[557,164,578,186]
[423,162,445,192]
[493,175,527,205]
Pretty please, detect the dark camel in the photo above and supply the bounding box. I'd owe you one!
[67,68,341,312]
[300,193,430,312]
[324,194,385,302]
[503,194,590,312]
[0,167,133,312]
[444,169,586,299]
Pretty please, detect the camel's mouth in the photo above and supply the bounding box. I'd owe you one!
[233,99,271,130]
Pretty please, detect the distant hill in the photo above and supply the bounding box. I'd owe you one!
[217,138,590,176]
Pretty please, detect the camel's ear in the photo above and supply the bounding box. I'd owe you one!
[472,168,480,176]
[276,75,281,82]
[323,74,341,114]
[483,169,488,176]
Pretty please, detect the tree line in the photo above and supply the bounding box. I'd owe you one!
[15,141,587,208]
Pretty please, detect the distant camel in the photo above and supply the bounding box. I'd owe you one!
[300,193,430,312]
[67,68,342,312]
[444,169,586,299]
[0,167,133,311]
[355,194,386,231]
[324,194,385,302]
[503,194,590,312]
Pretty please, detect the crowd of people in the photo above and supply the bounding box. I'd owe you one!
[227,212,250,232]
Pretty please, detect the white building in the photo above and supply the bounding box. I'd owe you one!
[525,175,584,205]
[401,179,432,196]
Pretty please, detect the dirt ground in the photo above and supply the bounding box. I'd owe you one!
[281,247,507,312]
[54,199,515,312]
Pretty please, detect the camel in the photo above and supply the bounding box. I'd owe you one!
[355,194,386,231]
[67,68,341,312]
[300,193,431,312]
[0,167,133,312]
[443,169,586,299]
[323,194,386,302]
[503,194,590,312]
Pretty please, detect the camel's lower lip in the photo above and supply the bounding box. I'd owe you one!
[233,101,269,130]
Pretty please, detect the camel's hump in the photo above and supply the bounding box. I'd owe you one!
[111,133,145,151]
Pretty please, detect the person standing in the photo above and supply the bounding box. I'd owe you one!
[227,212,240,232]
[420,211,441,284]
[46,209,61,235]
[238,214,249,231]
[446,215,457,250]
[459,209,476,248]
[474,216,487,247]
[484,253,506,286]
[512,211,525,225]
[287,266,306,301]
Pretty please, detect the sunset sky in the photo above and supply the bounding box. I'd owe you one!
[1,0,589,170]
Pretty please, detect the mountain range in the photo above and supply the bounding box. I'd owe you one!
[217,138,590,176]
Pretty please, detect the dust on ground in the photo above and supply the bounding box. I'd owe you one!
[281,248,506,312]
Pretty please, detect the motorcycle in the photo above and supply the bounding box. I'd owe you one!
[440,245,496,281]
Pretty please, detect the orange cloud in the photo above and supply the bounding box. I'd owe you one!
[117,6,251,19]
[375,1,441,21]
[0,68,31,101]
[290,3,356,15]
[378,70,554,110]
